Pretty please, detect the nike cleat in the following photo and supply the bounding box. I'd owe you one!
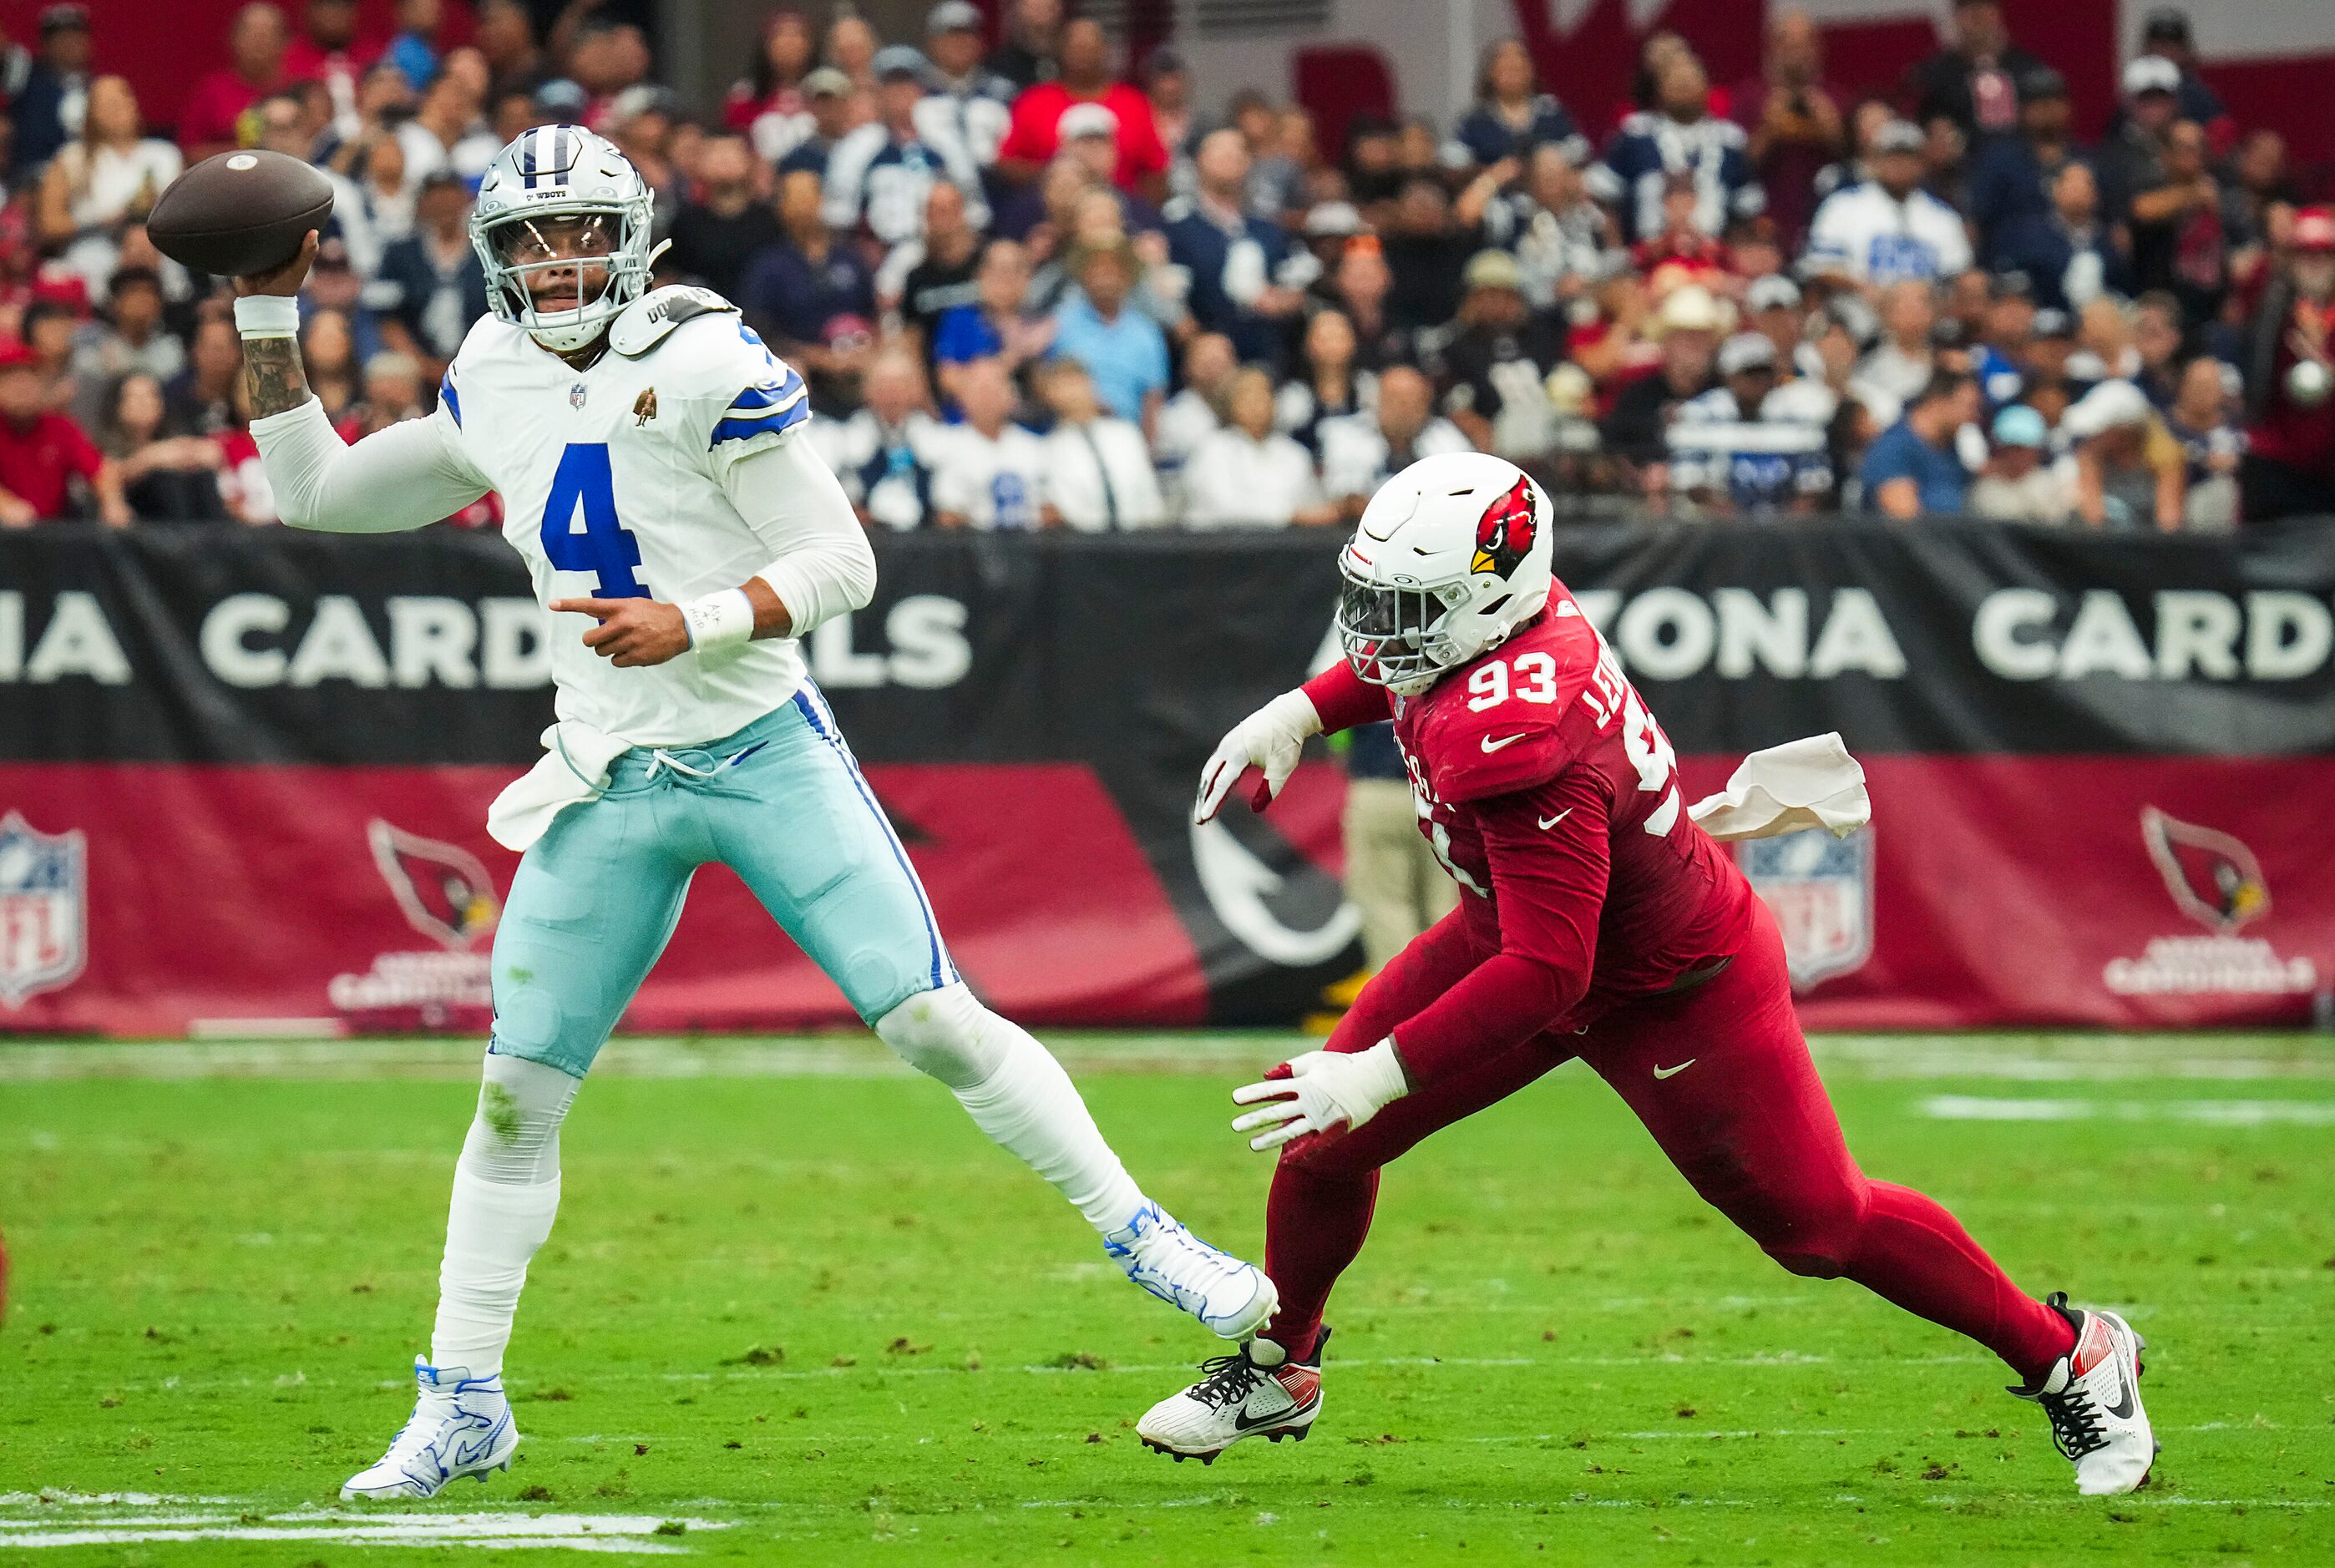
[1137,1328,1327,1463]
[341,1358,519,1501]
[2011,1293,2156,1495]
[1104,1201,1278,1340]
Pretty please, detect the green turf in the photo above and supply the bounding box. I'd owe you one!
[3,1033,2332,1565]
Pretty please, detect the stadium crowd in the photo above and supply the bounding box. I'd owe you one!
[0,0,2330,530]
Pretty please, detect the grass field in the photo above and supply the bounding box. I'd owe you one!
[3,1031,2332,1565]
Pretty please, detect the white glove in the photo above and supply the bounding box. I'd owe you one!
[1230,1040,1411,1151]
[1193,689,1321,824]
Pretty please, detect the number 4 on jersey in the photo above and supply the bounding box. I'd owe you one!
[539,443,647,598]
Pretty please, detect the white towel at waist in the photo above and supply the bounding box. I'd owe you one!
[486,721,636,852]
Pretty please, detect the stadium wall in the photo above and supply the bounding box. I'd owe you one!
[1,521,2331,1037]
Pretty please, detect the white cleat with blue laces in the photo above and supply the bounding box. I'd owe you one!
[1104,1201,1277,1340]
[341,1358,519,1501]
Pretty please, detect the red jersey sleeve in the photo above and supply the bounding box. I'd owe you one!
[1300,660,1391,736]
[1385,766,1611,1087]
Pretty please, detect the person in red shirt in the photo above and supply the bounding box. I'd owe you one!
[995,16,1167,196]
[0,343,128,524]
[2237,205,2335,520]
[282,0,382,132]
[180,2,291,160]
[1133,453,2159,1498]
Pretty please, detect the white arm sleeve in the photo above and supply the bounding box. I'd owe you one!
[723,429,878,636]
[250,398,490,534]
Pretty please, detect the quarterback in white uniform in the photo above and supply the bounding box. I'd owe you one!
[232,126,1273,1502]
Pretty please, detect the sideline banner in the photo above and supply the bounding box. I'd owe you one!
[2,523,2329,1034]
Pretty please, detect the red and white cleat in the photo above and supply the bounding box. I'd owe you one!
[2012,1292,2158,1496]
[1136,1329,1328,1464]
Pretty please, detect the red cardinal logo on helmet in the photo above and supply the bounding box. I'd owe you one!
[1472,476,1537,577]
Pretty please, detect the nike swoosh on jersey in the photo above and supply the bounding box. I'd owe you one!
[1537,808,1573,829]
[1481,732,1528,753]
[1652,1060,1696,1080]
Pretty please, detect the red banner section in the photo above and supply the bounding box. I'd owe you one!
[3,753,2326,1037]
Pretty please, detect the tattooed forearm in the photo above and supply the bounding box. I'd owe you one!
[242,336,312,418]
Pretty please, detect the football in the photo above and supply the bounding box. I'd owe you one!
[147,149,334,278]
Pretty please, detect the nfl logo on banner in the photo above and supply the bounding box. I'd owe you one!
[0,810,87,1008]
[1736,827,1874,989]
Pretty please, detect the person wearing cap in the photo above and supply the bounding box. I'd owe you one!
[2234,205,2335,521]
[1861,368,1983,518]
[1163,128,1311,367]
[0,339,128,526]
[1600,282,1725,479]
[1967,65,2075,265]
[2064,377,2186,529]
[995,17,1168,197]
[822,45,989,250]
[774,68,859,181]
[1434,248,1567,463]
[1668,330,1833,516]
[1904,0,2044,142]
[1967,402,2069,521]
[1743,272,1805,366]
[1588,49,1762,247]
[1806,116,1972,289]
[2092,55,2185,229]
[2107,8,2232,155]
[922,1,1015,169]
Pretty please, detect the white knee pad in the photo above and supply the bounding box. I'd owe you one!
[874,983,1008,1090]
[456,1052,581,1186]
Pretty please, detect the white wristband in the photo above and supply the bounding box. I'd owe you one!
[681,588,756,655]
[233,294,301,339]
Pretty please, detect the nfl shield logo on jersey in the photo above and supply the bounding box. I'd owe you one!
[1736,827,1874,989]
[0,811,88,1008]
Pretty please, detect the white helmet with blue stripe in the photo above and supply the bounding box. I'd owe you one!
[470,124,660,352]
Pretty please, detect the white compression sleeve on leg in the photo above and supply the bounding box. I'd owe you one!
[875,984,1146,1233]
[429,1055,577,1376]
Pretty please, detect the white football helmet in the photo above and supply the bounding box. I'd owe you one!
[470,124,660,352]
[1335,452,1555,695]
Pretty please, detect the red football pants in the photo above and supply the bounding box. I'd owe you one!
[1263,898,2074,1382]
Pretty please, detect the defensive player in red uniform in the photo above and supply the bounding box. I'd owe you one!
[1136,453,2157,1495]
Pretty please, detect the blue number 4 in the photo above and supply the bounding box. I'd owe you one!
[539,443,646,598]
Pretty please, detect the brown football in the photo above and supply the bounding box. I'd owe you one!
[147,149,335,277]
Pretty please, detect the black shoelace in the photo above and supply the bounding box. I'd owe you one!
[2038,1383,2110,1460]
[1189,1352,1269,1411]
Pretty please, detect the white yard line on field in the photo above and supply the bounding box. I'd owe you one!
[0,1502,727,1554]
[1920,1095,2335,1124]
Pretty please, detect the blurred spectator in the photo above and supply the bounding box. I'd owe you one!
[1629,168,1732,285]
[2130,291,2184,407]
[1448,38,1587,171]
[1593,50,1761,245]
[286,0,379,134]
[929,355,1049,529]
[1157,329,1235,473]
[724,9,817,165]
[1969,275,2033,406]
[2235,207,2335,522]
[1275,308,1366,454]
[1997,160,2127,313]
[397,63,499,192]
[2125,119,2225,326]
[1851,280,1938,407]
[1184,364,1330,528]
[930,237,1050,400]
[69,267,184,427]
[11,4,94,176]
[1968,66,2074,270]
[38,75,177,294]
[2165,354,2241,529]
[986,0,1062,94]
[1861,369,1981,518]
[367,171,486,375]
[1920,110,1970,219]
[665,133,779,302]
[1231,91,1310,219]
[1380,176,1474,333]
[0,342,125,524]
[22,298,77,412]
[1036,357,1164,529]
[1142,49,1196,198]
[2221,129,2293,252]
[98,370,225,522]
[1905,0,2043,141]
[473,0,539,101]
[884,180,985,366]
[2093,55,2181,228]
[742,169,878,412]
[1804,119,1970,286]
[301,306,358,421]
[165,316,243,437]
[1434,249,1564,463]
[253,89,379,280]
[1050,235,1169,432]
[384,0,448,95]
[823,47,988,247]
[181,3,291,161]
[1967,402,2068,521]
[2064,377,2184,529]
[1323,240,1411,372]
[1745,273,1806,370]
[1733,9,1844,250]
[1166,128,1310,366]
[1668,331,1833,516]
[995,18,1168,195]
[1321,364,1471,517]
[778,68,859,180]
[1469,144,1618,311]
[922,2,1015,171]
[818,346,943,531]
[567,18,652,129]
[1601,283,1725,482]
[822,13,879,92]
[344,346,426,438]
[2110,8,2232,152]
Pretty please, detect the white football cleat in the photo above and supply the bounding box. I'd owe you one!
[1137,1329,1326,1463]
[1103,1201,1277,1340]
[2012,1293,2157,1495]
[341,1358,519,1501]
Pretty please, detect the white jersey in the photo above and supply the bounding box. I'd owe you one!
[436,287,818,746]
[1805,181,1973,286]
[929,422,1049,529]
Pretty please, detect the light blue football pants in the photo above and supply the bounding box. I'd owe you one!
[487,683,959,1078]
